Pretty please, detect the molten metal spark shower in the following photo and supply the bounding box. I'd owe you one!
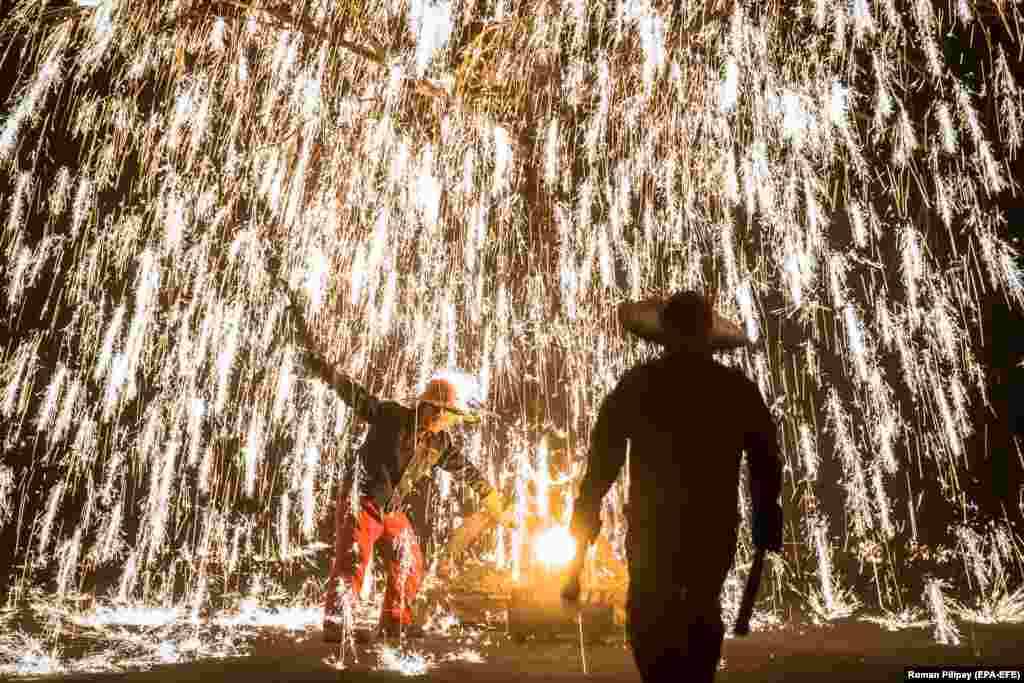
[2,0,1024,676]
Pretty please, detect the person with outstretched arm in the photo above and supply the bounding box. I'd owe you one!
[561,289,784,682]
[286,294,516,643]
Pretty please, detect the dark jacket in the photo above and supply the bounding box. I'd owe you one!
[570,350,782,554]
[301,349,495,516]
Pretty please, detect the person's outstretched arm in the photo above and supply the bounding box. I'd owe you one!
[438,438,494,500]
[438,438,510,523]
[287,292,381,422]
[569,385,628,554]
[561,385,628,604]
[744,380,783,552]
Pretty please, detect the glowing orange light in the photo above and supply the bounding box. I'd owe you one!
[533,526,576,569]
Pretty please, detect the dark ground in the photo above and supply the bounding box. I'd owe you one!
[47,619,1024,683]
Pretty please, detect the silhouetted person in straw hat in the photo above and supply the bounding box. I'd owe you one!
[287,300,515,643]
[562,289,783,682]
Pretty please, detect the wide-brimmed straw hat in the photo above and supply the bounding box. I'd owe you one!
[618,289,751,352]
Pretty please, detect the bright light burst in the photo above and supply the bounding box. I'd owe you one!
[533,525,577,569]
[1,0,1024,663]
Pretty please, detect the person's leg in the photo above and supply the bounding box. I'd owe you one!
[379,511,425,628]
[627,581,684,681]
[676,587,728,682]
[625,521,737,683]
[625,531,687,682]
[628,570,731,683]
[675,531,737,682]
[324,496,383,630]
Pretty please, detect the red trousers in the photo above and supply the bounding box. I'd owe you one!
[324,495,424,626]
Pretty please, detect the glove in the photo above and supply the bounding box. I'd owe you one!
[752,502,783,552]
[560,552,585,609]
[561,573,581,607]
[482,491,517,527]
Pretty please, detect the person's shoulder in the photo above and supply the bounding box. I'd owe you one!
[709,358,757,387]
[612,358,663,398]
[379,400,412,420]
[667,352,760,390]
[617,360,654,387]
[714,358,751,380]
[712,359,768,407]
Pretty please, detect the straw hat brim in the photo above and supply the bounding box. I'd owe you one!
[618,299,751,351]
